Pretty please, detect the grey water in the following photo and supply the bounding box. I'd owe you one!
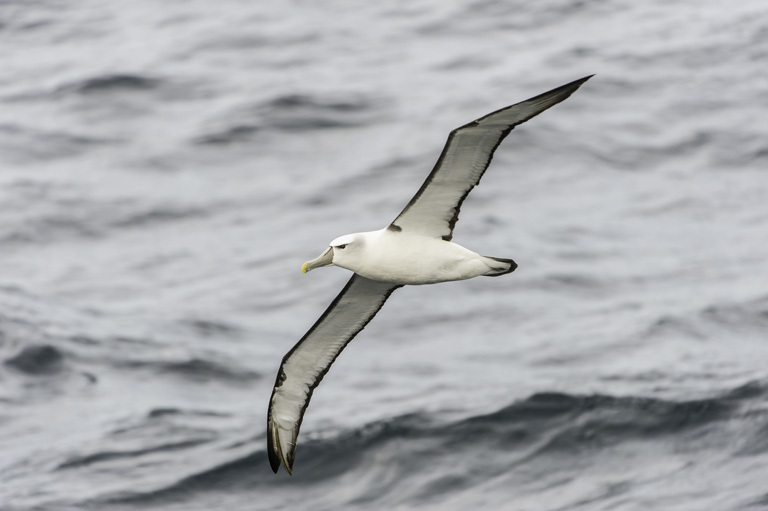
[2,0,768,509]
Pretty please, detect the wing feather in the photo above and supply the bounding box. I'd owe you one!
[391,75,592,240]
[267,274,401,474]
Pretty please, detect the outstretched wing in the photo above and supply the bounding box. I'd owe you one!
[267,274,401,474]
[390,75,592,241]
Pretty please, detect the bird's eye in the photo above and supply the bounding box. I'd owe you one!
[337,244,347,249]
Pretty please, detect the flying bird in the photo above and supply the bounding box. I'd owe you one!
[267,75,592,474]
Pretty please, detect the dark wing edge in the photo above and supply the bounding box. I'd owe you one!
[267,274,402,475]
[390,75,593,241]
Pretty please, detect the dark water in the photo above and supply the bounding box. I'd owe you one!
[2,1,768,510]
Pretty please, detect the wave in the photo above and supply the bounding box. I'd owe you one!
[0,195,214,246]
[194,93,382,145]
[643,294,768,341]
[57,439,210,470]
[1,74,166,104]
[4,344,64,375]
[108,206,210,229]
[182,319,243,338]
[116,357,261,383]
[99,381,768,506]
[0,123,116,163]
[56,74,162,95]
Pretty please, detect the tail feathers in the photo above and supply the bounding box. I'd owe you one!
[482,256,517,277]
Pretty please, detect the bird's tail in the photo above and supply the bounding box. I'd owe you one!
[481,256,517,277]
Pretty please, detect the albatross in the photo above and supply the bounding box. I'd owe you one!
[267,75,592,474]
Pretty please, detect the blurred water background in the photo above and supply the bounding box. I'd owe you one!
[2,1,768,509]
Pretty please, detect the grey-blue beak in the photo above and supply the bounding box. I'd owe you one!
[301,247,333,274]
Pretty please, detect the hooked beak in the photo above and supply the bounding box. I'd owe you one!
[301,247,333,274]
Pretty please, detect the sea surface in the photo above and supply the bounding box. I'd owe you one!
[2,1,768,510]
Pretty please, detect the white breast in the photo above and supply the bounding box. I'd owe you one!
[337,228,489,285]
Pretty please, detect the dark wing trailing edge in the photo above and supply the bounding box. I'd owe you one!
[267,274,402,474]
[390,75,593,241]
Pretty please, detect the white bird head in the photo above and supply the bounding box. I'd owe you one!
[301,233,365,274]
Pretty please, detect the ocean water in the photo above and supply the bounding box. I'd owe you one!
[2,0,768,509]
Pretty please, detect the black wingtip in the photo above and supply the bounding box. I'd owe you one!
[542,74,595,99]
[267,427,281,474]
[548,74,594,96]
[474,74,593,127]
[572,74,595,83]
[267,439,294,475]
[269,455,280,474]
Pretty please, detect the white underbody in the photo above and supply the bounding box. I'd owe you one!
[331,228,507,285]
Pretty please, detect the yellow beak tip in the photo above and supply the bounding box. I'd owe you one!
[301,263,308,274]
